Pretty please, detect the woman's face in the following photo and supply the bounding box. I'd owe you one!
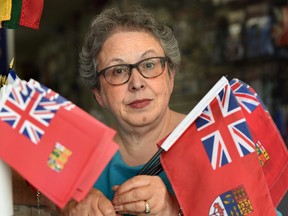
[93,31,175,128]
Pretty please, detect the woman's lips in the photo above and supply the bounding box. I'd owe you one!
[128,99,151,108]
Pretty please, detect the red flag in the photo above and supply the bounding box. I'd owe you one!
[160,77,276,215]
[230,79,288,206]
[19,0,44,29]
[0,79,118,208]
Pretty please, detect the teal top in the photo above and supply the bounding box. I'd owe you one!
[94,150,173,201]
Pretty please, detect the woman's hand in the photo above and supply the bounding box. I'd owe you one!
[60,188,117,216]
[112,175,180,215]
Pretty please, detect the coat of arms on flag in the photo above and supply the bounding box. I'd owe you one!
[209,185,253,216]
[47,142,73,173]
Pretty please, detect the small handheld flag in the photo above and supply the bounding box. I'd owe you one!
[160,77,276,215]
[139,76,287,215]
[0,71,119,208]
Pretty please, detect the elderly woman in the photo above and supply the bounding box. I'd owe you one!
[62,6,185,216]
[60,6,286,216]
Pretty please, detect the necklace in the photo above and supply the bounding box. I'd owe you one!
[36,189,41,216]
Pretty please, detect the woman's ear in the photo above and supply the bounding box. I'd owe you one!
[92,88,104,108]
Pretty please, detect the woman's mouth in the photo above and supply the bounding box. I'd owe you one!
[128,99,151,109]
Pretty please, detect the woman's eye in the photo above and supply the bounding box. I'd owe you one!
[112,66,126,76]
[144,62,155,69]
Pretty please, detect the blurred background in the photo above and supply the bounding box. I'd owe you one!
[0,0,287,214]
[3,0,288,139]
[1,0,288,135]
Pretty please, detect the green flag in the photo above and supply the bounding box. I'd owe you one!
[3,0,22,29]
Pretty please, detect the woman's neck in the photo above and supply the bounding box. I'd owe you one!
[115,110,185,166]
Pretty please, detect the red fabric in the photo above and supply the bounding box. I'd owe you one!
[161,82,276,216]
[19,0,44,29]
[230,79,288,206]
[0,80,118,208]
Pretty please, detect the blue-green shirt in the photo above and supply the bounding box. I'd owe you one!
[94,151,173,200]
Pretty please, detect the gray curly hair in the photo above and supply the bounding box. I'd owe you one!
[79,7,181,89]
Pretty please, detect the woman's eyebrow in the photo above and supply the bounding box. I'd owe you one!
[140,49,159,58]
[105,49,161,66]
[103,58,125,67]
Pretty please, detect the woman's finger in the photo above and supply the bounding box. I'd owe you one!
[113,175,159,196]
[112,184,151,205]
[114,200,150,215]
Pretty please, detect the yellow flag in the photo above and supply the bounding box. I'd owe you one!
[0,0,12,27]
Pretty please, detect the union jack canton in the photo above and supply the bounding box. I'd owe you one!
[0,80,73,144]
[196,84,255,170]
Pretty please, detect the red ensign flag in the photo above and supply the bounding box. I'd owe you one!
[0,79,118,208]
[161,78,276,216]
[230,78,288,206]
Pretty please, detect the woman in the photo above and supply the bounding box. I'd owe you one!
[62,6,185,216]
[61,6,284,216]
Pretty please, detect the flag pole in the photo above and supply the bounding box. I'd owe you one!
[0,58,15,216]
[0,161,13,215]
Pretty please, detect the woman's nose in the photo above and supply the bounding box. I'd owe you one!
[128,68,146,90]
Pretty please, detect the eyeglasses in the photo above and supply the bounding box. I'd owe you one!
[96,57,169,86]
